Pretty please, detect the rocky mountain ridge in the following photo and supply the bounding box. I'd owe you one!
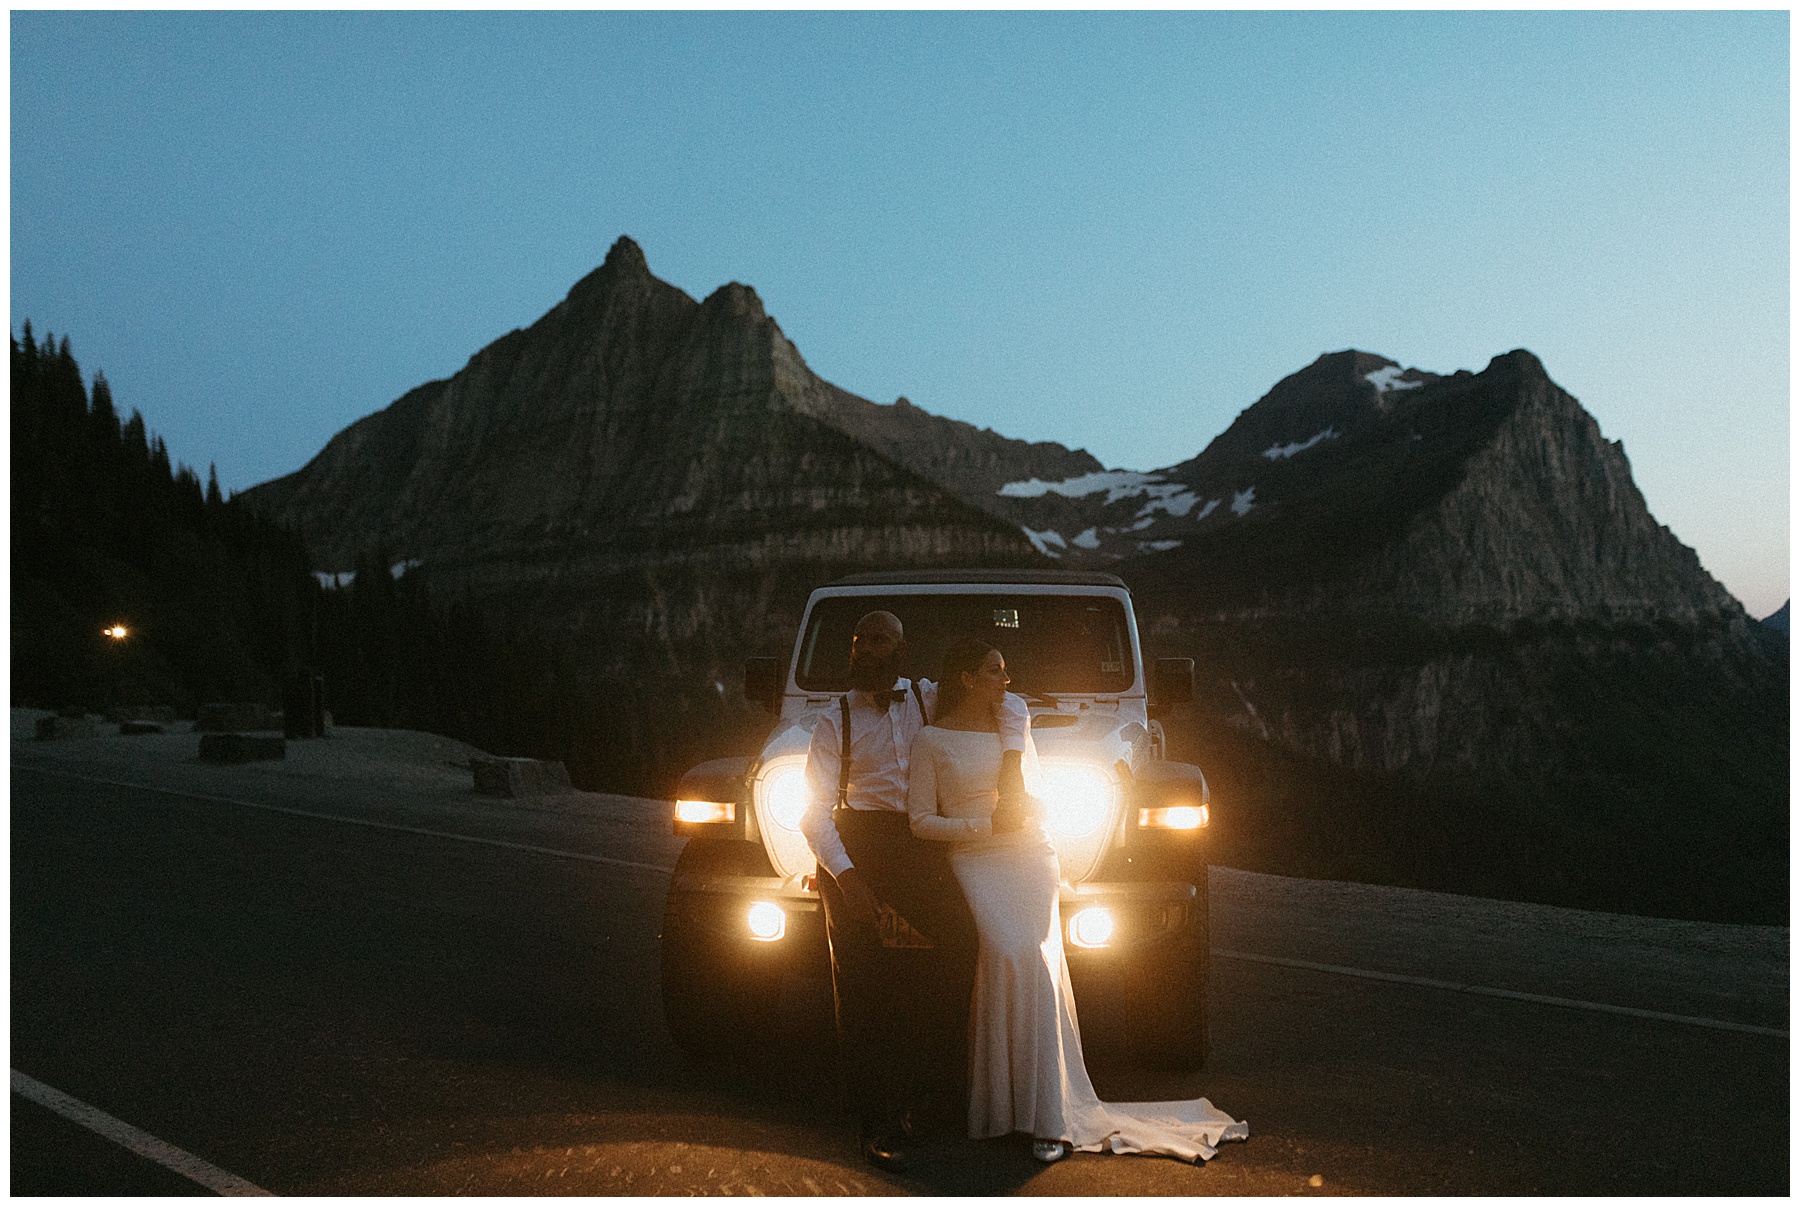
[241,237,1050,666]
[1006,349,1744,629]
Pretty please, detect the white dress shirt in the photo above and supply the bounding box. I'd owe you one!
[801,679,1030,879]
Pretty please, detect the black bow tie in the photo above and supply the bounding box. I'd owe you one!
[873,688,908,708]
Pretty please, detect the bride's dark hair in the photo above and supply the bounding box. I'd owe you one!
[936,637,999,717]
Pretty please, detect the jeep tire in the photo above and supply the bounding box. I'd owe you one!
[1126,942,1209,1070]
[658,840,769,1061]
[1124,868,1210,1070]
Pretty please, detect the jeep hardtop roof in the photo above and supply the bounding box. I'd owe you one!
[826,569,1127,588]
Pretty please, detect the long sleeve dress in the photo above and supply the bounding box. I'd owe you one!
[907,723,1248,1162]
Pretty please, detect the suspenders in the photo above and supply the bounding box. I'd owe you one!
[836,682,928,810]
[837,695,852,808]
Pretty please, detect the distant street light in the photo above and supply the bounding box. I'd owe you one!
[101,623,131,717]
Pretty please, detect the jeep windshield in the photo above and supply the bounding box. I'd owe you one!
[795,593,1134,695]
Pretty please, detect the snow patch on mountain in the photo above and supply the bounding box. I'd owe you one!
[1022,527,1067,557]
[1194,498,1220,522]
[1137,539,1182,553]
[1365,365,1424,394]
[1134,488,1201,520]
[315,559,421,589]
[1072,528,1102,550]
[999,469,1184,507]
[1232,487,1256,517]
[1262,427,1339,460]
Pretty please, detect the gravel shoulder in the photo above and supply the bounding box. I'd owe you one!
[11,709,686,871]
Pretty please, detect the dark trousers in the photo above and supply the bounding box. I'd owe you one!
[818,808,978,1132]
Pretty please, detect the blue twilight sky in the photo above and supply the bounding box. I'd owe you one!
[11,10,1790,617]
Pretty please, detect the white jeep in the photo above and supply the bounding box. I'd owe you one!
[660,569,1215,1069]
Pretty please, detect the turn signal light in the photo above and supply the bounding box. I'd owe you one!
[675,799,735,825]
[1139,804,1207,830]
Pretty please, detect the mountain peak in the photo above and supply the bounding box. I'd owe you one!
[1126,348,1740,626]
[1161,349,1437,473]
[239,245,1041,595]
[603,235,649,276]
[1483,347,1550,379]
[701,281,768,322]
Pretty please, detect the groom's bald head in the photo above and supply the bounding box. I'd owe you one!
[849,610,905,691]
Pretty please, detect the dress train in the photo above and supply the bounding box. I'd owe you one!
[954,838,1247,1162]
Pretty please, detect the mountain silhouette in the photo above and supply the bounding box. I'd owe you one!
[240,236,1059,667]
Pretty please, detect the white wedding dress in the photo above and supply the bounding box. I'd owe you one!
[907,724,1248,1162]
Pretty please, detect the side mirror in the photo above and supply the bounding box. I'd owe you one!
[1152,657,1194,710]
[743,656,782,712]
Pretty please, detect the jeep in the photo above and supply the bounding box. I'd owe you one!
[660,569,1214,1070]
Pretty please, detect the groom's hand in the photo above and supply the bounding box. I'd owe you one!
[834,866,883,932]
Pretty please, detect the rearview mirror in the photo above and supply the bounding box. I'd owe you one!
[743,656,782,712]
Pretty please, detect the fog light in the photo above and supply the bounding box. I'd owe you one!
[747,901,787,942]
[675,799,734,824]
[1139,804,1207,829]
[1068,906,1115,949]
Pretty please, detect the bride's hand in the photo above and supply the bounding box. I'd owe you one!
[993,750,1031,833]
[992,786,1028,834]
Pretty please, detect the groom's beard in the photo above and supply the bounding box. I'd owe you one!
[848,648,902,693]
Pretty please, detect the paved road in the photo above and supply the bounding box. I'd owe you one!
[11,722,1788,1195]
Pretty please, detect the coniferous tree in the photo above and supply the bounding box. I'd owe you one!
[12,322,769,798]
[11,325,318,712]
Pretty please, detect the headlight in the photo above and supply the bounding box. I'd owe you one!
[746,901,786,942]
[764,764,810,831]
[1068,906,1115,948]
[1036,761,1117,838]
[674,799,735,825]
[1139,804,1207,829]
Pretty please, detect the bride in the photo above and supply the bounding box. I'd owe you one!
[906,637,1248,1164]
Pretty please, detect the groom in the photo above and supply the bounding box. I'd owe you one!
[800,609,1031,1170]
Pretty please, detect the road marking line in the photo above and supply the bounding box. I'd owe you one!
[12,1070,273,1196]
[13,764,679,875]
[1212,948,1788,1038]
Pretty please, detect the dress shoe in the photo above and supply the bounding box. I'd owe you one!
[860,1128,912,1171]
[1032,1139,1070,1164]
